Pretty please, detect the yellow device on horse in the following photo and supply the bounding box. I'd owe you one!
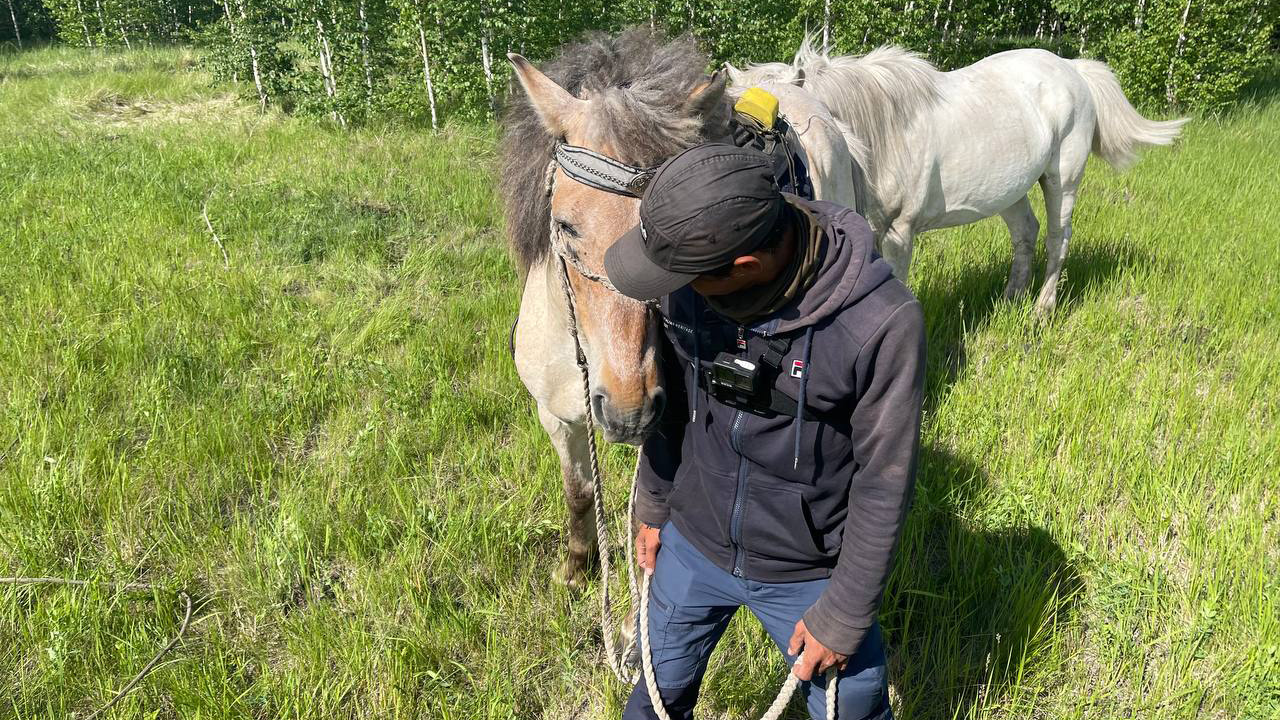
[733,86,779,130]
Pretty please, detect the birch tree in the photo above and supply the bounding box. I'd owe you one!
[6,0,21,47]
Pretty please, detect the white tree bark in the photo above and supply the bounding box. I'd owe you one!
[235,0,267,110]
[221,0,239,82]
[417,19,438,130]
[821,0,831,53]
[76,0,92,46]
[480,31,496,116]
[1166,0,1193,105]
[1135,0,1146,30]
[358,0,373,109]
[94,0,106,39]
[315,16,344,126]
[117,18,131,48]
[6,0,21,48]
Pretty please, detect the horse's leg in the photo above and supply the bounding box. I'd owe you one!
[1035,173,1080,314]
[537,405,597,589]
[880,220,915,282]
[1000,195,1040,299]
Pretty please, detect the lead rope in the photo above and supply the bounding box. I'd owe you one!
[0,576,192,719]
[544,161,836,719]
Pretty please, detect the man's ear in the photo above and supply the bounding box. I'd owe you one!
[732,254,763,277]
[508,53,586,137]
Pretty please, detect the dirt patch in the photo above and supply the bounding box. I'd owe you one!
[75,89,258,128]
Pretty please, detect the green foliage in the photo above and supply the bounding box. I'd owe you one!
[2,0,56,45]
[3,45,1280,719]
[25,0,1280,127]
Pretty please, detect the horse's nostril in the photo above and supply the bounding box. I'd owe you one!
[649,388,667,421]
[590,391,608,424]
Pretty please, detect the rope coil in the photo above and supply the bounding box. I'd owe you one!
[545,160,836,719]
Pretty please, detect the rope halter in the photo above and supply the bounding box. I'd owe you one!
[544,149,660,309]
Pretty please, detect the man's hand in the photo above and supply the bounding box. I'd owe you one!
[787,619,848,681]
[635,523,661,575]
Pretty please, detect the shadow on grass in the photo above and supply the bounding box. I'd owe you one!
[719,446,1079,720]
[882,445,1080,719]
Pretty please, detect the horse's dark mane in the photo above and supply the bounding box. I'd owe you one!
[499,27,723,272]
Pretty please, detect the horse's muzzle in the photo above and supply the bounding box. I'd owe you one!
[591,387,666,446]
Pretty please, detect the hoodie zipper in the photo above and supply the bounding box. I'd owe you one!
[727,323,751,578]
[728,408,749,577]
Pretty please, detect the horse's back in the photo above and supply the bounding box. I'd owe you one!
[912,49,1098,228]
[755,81,864,212]
[945,49,1094,127]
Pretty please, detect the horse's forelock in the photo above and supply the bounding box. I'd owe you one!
[499,27,718,273]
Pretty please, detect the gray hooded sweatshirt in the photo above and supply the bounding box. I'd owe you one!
[635,195,926,656]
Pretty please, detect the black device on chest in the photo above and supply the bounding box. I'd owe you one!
[703,335,794,418]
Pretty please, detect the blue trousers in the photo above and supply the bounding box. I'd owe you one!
[623,524,892,720]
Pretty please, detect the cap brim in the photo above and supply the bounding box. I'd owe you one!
[604,225,699,301]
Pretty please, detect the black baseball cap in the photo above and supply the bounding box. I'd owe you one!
[604,143,784,300]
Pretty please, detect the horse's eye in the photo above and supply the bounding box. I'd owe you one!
[555,219,580,238]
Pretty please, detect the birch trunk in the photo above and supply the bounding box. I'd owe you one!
[236,0,267,110]
[940,0,954,45]
[94,0,106,39]
[1166,0,1193,105]
[315,17,344,126]
[480,31,496,116]
[221,0,239,83]
[1135,0,1146,30]
[118,18,131,49]
[358,0,373,109]
[6,0,21,48]
[821,0,831,53]
[76,0,92,46]
[417,20,438,130]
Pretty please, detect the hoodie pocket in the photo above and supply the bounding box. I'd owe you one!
[668,463,736,549]
[740,481,825,563]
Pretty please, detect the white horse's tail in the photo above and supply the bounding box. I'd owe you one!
[1072,59,1188,171]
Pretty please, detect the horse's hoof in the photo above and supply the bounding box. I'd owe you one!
[1003,284,1030,301]
[553,556,589,590]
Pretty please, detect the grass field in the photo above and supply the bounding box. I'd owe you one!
[0,44,1277,720]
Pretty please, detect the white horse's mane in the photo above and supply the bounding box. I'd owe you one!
[730,37,942,164]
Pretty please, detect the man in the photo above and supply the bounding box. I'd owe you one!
[602,143,925,720]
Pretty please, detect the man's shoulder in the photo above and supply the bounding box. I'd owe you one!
[825,276,922,357]
[790,196,873,240]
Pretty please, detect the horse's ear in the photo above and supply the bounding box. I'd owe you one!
[508,53,585,136]
[722,62,746,86]
[685,70,728,116]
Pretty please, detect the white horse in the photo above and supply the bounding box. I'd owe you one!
[727,41,1187,312]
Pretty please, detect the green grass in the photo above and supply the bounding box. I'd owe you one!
[1,44,1277,720]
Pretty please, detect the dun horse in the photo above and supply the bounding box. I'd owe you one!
[501,28,866,587]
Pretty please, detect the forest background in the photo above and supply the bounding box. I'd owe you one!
[3,0,1278,126]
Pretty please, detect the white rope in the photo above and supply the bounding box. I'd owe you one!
[545,159,838,719]
[0,577,193,720]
